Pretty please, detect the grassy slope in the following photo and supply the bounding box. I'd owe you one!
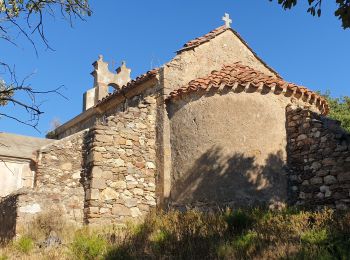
[1,208,350,259]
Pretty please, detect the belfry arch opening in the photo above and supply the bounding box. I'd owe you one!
[108,83,120,93]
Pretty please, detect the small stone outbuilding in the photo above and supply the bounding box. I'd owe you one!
[0,133,53,197]
[1,16,349,240]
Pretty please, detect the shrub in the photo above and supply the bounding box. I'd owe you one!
[70,230,107,260]
[14,236,34,254]
[233,231,258,252]
[217,231,259,259]
[223,208,254,234]
[301,229,328,245]
[149,229,170,245]
[2,207,349,259]
[31,210,67,240]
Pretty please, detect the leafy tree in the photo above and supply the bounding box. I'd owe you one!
[322,91,350,132]
[0,0,91,129]
[269,0,350,29]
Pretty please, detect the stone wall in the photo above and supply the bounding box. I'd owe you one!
[85,87,158,225]
[33,130,88,223]
[167,91,290,209]
[0,85,161,240]
[53,115,97,140]
[0,130,89,240]
[287,106,350,210]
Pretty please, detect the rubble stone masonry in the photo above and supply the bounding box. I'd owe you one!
[85,88,158,225]
[0,131,88,241]
[287,106,350,210]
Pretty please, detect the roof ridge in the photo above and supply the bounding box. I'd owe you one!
[177,26,228,53]
[166,63,329,115]
[176,26,281,78]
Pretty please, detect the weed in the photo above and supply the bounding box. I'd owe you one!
[224,208,254,234]
[301,229,328,245]
[1,207,349,259]
[70,230,107,260]
[14,235,34,254]
[233,231,258,251]
[30,210,68,241]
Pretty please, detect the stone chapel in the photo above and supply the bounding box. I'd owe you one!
[1,15,349,240]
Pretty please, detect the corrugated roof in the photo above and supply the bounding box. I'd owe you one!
[167,62,329,115]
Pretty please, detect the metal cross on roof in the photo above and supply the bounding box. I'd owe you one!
[222,13,232,28]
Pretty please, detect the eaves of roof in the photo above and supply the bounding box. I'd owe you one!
[167,62,329,115]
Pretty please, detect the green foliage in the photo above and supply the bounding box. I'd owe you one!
[223,208,254,234]
[70,231,107,260]
[292,247,334,260]
[14,235,34,254]
[269,0,350,29]
[2,208,350,259]
[301,229,329,245]
[321,91,350,132]
[232,231,259,257]
[0,255,8,260]
[104,208,349,259]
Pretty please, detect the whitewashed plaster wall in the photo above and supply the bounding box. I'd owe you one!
[0,159,34,197]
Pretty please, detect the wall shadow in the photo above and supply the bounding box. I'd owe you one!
[80,129,93,225]
[168,146,288,209]
[0,194,18,243]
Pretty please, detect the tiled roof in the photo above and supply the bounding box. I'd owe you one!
[95,68,159,107]
[167,62,329,115]
[95,26,281,108]
[177,26,280,78]
[178,26,228,52]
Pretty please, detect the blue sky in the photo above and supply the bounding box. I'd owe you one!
[1,0,349,137]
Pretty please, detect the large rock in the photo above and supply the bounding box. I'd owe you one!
[310,177,323,185]
[110,181,127,189]
[91,178,106,189]
[124,198,138,208]
[130,207,142,217]
[311,162,321,171]
[324,175,337,185]
[60,162,72,171]
[133,188,144,196]
[95,135,113,143]
[91,166,103,178]
[100,187,119,200]
[112,204,130,216]
[338,172,350,182]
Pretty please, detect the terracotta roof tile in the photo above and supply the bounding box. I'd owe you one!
[167,62,329,115]
[177,26,281,78]
[179,26,227,51]
[95,68,158,107]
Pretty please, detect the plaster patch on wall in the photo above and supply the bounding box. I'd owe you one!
[19,203,41,214]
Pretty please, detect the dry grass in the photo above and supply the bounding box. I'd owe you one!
[1,207,350,259]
